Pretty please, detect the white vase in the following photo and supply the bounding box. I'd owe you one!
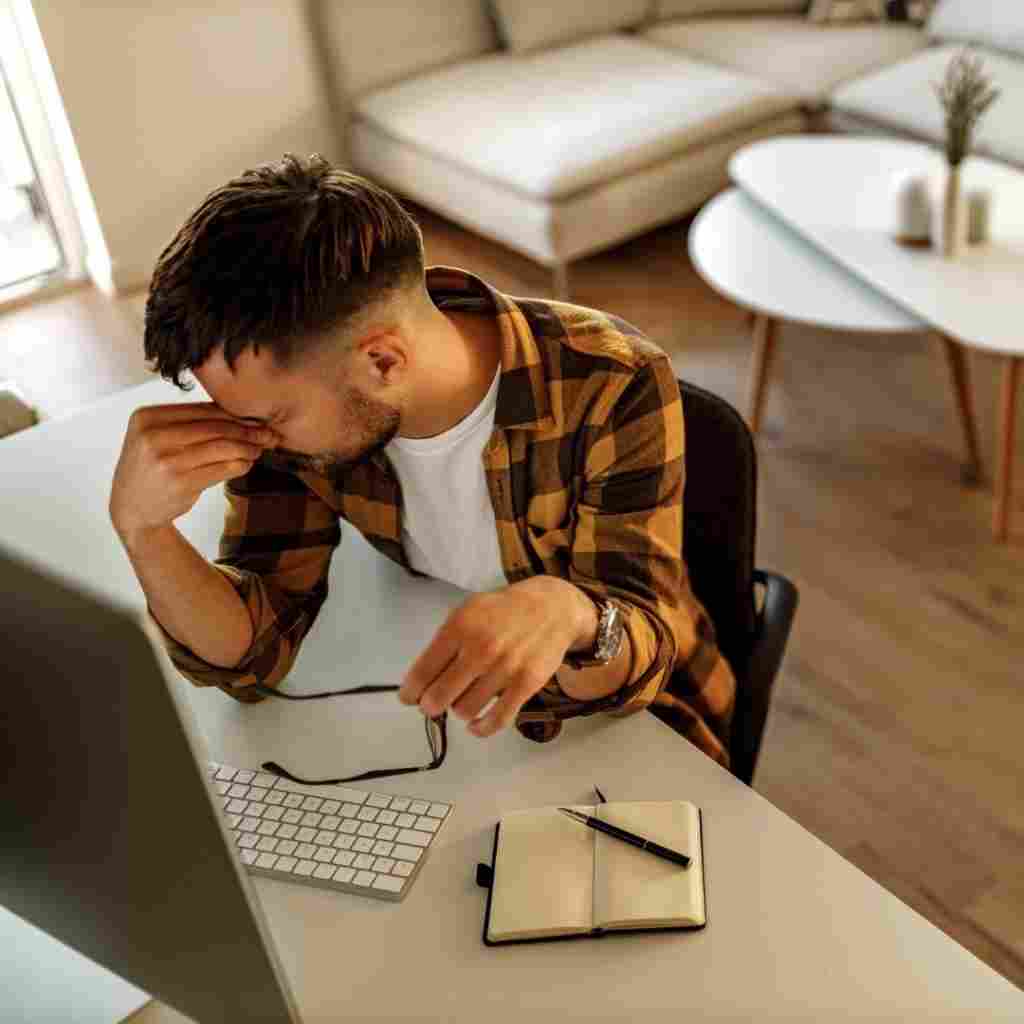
[932,164,967,259]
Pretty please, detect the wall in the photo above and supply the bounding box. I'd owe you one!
[30,1,343,294]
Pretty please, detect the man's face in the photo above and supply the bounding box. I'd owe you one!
[192,341,400,477]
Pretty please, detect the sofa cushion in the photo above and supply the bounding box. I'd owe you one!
[642,15,927,102]
[489,0,650,54]
[654,1,807,16]
[317,0,499,97]
[807,0,885,23]
[832,43,1024,167]
[927,0,1024,60]
[354,34,799,201]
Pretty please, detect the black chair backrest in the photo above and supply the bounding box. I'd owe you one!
[677,379,758,680]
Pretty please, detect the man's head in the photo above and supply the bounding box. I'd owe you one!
[143,153,432,473]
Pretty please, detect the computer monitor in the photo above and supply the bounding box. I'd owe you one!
[0,544,302,1023]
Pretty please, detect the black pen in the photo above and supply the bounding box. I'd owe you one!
[558,808,691,868]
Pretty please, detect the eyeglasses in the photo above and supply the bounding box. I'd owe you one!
[251,682,447,787]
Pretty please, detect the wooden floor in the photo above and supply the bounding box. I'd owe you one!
[2,194,1022,989]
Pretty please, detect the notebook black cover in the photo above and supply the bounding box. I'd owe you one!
[477,808,707,947]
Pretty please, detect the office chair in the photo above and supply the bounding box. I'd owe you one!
[661,378,799,786]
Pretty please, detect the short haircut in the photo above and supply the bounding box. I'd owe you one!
[143,153,425,389]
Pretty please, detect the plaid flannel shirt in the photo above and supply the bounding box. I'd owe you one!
[147,265,736,766]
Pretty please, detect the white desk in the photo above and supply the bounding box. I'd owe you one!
[3,378,1023,1022]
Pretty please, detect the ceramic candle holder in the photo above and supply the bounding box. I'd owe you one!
[966,188,992,244]
[892,171,932,244]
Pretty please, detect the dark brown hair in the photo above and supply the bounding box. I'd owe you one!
[143,153,425,389]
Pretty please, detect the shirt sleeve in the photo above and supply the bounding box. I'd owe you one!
[550,355,734,752]
[146,455,342,703]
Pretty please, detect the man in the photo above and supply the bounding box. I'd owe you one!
[110,153,735,766]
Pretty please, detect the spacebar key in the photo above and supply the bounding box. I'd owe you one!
[397,829,431,847]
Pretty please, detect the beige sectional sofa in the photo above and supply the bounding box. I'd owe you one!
[316,1,1020,298]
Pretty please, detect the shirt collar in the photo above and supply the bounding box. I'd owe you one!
[425,265,553,432]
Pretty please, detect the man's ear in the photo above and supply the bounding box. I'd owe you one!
[360,333,407,384]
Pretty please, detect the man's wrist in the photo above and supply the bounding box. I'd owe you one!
[566,584,600,653]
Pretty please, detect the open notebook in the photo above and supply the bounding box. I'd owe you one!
[478,800,706,946]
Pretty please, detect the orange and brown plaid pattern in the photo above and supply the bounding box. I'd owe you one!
[148,266,736,766]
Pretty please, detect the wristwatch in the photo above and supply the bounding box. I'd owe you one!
[563,596,625,670]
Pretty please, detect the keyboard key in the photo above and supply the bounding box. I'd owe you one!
[214,781,231,796]
[333,834,355,851]
[394,861,414,877]
[245,802,265,818]
[254,773,277,789]
[340,803,361,818]
[367,793,391,809]
[296,828,316,843]
[321,816,340,831]
[313,863,336,880]
[277,824,298,840]
[357,807,378,822]
[315,830,335,846]
[301,796,323,812]
[339,820,360,834]
[238,833,259,849]
[257,820,279,837]
[357,823,379,838]
[256,837,278,853]
[377,826,398,842]
[353,837,374,853]
[270,779,367,804]
[301,812,323,828]
[276,840,298,856]
[264,790,285,806]
[294,860,316,876]
[235,770,256,784]
[428,803,450,818]
[277,856,297,873]
[416,816,440,833]
[396,814,416,829]
[296,843,316,859]
[239,817,259,833]
[314,848,335,863]
[408,801,428,815]
[321,800,341,815]
[372,841,395,857]
[283,794,304,809]
[215,766,237,781]
[334,850,356,867]
[255,853,278,869]
[334,867,356,884]
[398,829,430,847]
[282,809,303,825]
[392,845,421,862]
[226,798,247,815]
[376,810,397,825]
[372,875,404,894]
[241,849,258,865]
[373,857,395,874]
[390,798,410,811]
[248,787,268,803]
[353,871,376,887]
[353,853,375,870]
[263,805,285,821]
[228,784,250,799]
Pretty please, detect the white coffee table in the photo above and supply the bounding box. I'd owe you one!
[728,134,1024,542]
[689,186,983,488]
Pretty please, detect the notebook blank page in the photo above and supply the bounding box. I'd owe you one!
[592,801,704,931]
[487,804,595,942]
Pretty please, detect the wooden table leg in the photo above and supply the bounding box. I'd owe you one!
[748,313,778,436]
[939,333,983,486]
[993,355,1020,543]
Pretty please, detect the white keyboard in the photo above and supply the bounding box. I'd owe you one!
[206,761,453,902]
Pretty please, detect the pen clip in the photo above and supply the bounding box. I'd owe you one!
[594,785,607,804]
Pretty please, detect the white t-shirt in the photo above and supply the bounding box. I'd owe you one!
[384,368,507,593]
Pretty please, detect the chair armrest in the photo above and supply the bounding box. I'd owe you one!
[731,569,799,785]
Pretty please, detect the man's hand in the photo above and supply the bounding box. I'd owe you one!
[398,576,598,738]
[109,402,279,545]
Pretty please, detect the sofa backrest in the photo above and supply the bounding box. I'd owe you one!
[927,0,1024,60]
[317,0,500,98]
[653,0,808,18]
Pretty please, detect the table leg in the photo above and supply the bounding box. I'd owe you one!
[938,333,982,486]
[993,355,1020,543]
[748,313,778,436]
